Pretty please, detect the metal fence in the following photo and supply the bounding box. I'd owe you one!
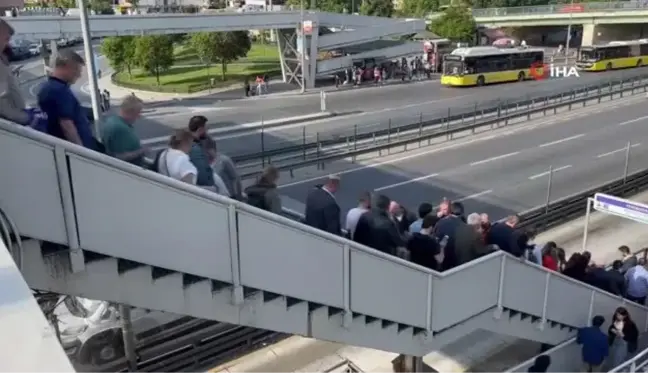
[472,1,648,17]
[234,72,648,179]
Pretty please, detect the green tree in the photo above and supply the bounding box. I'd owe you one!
[429,5,476,42]
[88,0,113,13]
[400,0,439,16]
[134,35,174,85]
[286,0,352,13]
[101,36,137,77]
[189,31,251,81]
[359,0,394,17]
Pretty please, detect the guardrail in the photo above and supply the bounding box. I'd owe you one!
[237,72,648,179]
[471,1,648,17]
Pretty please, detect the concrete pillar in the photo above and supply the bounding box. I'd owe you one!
[308,26,319,89]
[581,23,596,47]
[393,354,423,372]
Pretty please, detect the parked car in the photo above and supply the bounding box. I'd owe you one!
[28,43,41,56]
[53,296,185,367]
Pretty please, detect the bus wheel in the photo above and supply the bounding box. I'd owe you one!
[517,72,525,81]
[476,76,485,86]
[638,59,643,67]
[606,62,613,71]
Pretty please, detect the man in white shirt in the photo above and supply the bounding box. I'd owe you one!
[345,191,371,239]
[159,129,197,185]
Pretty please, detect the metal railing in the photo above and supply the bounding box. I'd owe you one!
[472,1,648,17]
[236,72,648,179]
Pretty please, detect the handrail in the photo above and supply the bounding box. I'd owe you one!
[7,114,648,337]
[237,74,648,178]
[472,1,648,17]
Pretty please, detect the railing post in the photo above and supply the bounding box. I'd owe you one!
[545,165,553,213]
[228,205,244,305]
[538,272,550,330]
[260,116,265,168]
[587,290,595,324]
[320,90,326,112]
[624,141,631,183]
[302,126,306,160]
[494,255,506,319]
[54,146,85,273]
[353,124,358,151]
[342,244,352,328]
[425,274,434,339]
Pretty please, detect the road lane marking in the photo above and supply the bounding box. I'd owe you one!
[279,134,498,188]
[469,152,519,166]
[528,165,572,180]
[596,143,641,158]
[456,189,493,202]
[373,173,439,191]
[618,115,648,126]
[538,133,585,148]
[278,98,644,189]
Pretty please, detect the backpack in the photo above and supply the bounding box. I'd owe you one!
[245,185,268,211]
[526,245,539,264]
[24,108,48,132]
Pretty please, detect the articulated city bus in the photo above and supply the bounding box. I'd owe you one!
[576,39,648,72]
[441,46,544,87]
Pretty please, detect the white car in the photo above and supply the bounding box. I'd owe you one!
[50,296,185,367]
[28,44,41,56]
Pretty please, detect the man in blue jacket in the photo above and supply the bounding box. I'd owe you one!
[577,315,608,372]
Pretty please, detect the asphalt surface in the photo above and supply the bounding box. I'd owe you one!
[150,66,648,158]
[16,46,648,158]
[275,98,648,224]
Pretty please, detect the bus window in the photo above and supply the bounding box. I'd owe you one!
[579,48,597,61]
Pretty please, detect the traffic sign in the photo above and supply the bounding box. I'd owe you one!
[593,193,648,225]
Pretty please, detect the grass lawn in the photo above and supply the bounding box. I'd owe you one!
[114,62,281,93]
[173,42,279,66]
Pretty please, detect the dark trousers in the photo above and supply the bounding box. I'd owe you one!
[626,294,646,305]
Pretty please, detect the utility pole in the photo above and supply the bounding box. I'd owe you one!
[77,0,102,139]
[300,0,306,93]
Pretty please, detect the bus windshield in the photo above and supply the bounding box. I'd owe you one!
[579,48,598,61]
[444,60,464,75]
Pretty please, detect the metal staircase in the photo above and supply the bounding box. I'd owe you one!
[1,118,647,357]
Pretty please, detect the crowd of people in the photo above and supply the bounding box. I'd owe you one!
[2,17,648,370]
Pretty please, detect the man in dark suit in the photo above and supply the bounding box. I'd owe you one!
[305,175,341,235]
[434,201,465,270]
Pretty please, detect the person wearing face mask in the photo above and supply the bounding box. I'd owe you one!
[607,307,639,368]
[0,19,29,125]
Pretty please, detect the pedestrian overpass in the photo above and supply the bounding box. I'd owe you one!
[8,11,425,89]
[1,118,645,361]
[472,1,648,46]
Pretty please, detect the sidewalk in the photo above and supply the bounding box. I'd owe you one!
[98,71,438,104]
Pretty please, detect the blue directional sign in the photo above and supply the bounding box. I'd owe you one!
[593,193,648,224]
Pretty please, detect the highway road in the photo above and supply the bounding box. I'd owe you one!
[17,44,648,158]
[143,66,648,158]
[275,98,648,224]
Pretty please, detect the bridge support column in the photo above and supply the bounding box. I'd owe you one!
[581,23,596,47]
[276,28,303,90]
[392,354,423,372]
[308,26,319,89]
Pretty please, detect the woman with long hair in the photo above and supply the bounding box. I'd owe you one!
[541,242,559,271]
[608,307,639,368]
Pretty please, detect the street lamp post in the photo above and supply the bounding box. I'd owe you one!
[300,0,306,93]
[77,0,102,139]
